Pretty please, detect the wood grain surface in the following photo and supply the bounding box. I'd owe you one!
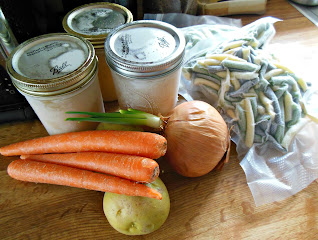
[1,0,318,239]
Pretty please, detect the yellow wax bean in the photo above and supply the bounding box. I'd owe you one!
[284,91,293,122]
[218,70,234,109]
[227,109,237,119]
[264,69,285,80]
[259,91,276,121]
[230,77,241,91]
[224,47,242,55]
[205,54,247,62]
[216,71,228,78]
[242,48,251,61]
[198,58,220,66]
[223,40,247,52]
[296,77,308,92]
[231,72,258,80]
[273,62,294,73]
[194,78,220,91]
[281,117,309,150]
[242,98,255,148]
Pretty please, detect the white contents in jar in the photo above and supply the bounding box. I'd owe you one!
[7,33,105,135]
[105,21,186,116]
[25,73,104,135]
[112,67,181,116]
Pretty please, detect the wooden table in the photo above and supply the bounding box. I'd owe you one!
[1,0,318,239]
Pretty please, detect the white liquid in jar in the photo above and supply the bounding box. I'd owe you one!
[112,67,181,116]
[25,73,104,135]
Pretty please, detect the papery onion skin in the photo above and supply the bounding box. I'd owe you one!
[164,101,229,177]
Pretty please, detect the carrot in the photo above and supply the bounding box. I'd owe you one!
[21,152,159,183]
[7,159,162,200]
[0,130,167,159]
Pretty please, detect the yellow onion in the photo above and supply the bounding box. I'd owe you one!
[163,101,230,177]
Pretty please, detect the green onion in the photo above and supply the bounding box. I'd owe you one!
[65,109,163,129]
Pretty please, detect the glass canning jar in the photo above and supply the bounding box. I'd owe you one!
[105,20,186,116]
[6,33,105,135]
[63,2,133,102]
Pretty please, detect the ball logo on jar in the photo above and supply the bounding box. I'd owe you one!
[157,36,170,48]
[50,61,72,75]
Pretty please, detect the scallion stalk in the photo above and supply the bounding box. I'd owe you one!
[65,109,163,129]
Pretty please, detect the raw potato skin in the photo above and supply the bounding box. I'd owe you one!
[103,177,170,235]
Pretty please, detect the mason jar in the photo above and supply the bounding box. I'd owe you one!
[6,33,105,135]
[104,20,186,116]
[63,2,133,102]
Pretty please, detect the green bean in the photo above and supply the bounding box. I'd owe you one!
[195,73,221,85]
[225,94,242,103]
[235,103,246,133]
[201,84,219,98]
[193,64,210,75]
[273,83,289,99]
[267,62,277,71]
[198,84,219,101]
[256,114,271,124]
[257,24,275,48]
[257,60,270,91]
[254,134,264,143]
[274,97,286,144]
[231,71,259,80]
[242,92,258,98]
[287,73,308,92]
[270,75,298,92]
[278,96,285,126]
[287,104,302,128]
[250,97,258,120]
[259,59,268,76]
[264,87,284,125]
[193,64,223,81]
[284,91,294,122]
[274,125,285,144]
[206,65,226,74]
[222,59,260,72]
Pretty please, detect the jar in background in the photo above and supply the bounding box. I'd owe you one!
[105,20,186,115]
[6,33,105,135]
[62,2,133,102]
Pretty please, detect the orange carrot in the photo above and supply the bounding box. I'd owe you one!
[0,130,167,159]
[7,159,162,200]
[21,152,159,183]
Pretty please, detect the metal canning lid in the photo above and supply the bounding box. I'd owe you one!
[6,33,97,96]
[62,2,133,48]
[104,20,186,78]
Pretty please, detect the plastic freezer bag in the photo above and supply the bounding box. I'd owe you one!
[180,17,318,206]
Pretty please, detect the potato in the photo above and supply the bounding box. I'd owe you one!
[103,177,170,235]
[97,122,144,131]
